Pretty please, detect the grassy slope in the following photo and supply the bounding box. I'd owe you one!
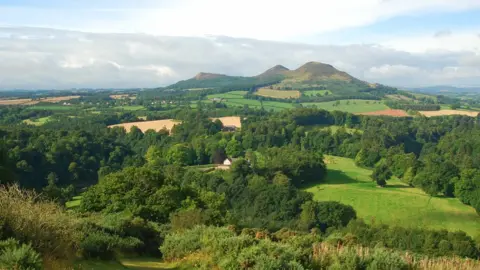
[303,100,388,113]
[306,156,480,236]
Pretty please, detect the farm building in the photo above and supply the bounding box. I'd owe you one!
[223,158,238,166]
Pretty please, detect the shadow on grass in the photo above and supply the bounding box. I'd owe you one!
[385,184,413,189]
[301,169,362,189]
[326,169,363,185]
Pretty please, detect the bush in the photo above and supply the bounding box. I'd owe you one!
[0,185,79,259]
[367,248,408,270]
[79,231,142,260]
[160,226,235,260]
[0,242,42,270]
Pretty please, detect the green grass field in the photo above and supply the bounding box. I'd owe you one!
[115,105,146,111]
[206,91,295,111]
[302,100,388,113]
[65,196,83,209]
[27,105,77,111]
[206,91,247,100]
[306,156,480,236]
[255,88,300,99]
[22,116,52,126]
[303,90,332,97]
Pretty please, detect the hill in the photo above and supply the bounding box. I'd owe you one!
[166,61,398,98]
[256,64,290,77]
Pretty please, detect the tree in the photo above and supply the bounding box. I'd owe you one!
[166,144,194,166]
[226,138,243,158]
[371,162,392,187]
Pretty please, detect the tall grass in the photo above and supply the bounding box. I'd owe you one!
[0,185,80,259]
[313,242,480,270]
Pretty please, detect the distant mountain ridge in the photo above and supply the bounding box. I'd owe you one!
[166,61,395,95]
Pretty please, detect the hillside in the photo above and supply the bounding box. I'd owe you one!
[166,61,397,97]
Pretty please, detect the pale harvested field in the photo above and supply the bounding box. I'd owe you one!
[212,116,242,128]
[256,88,300,99]
[0,96,80,106]
[108,119,180,133]
[358,109,409,117]
[420,110,479,117]
[110,94,136,100]
[109,116,241,133]
[0,99,32,105]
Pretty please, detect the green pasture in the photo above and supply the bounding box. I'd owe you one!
[302,99,388,113]
[306,156,480,236]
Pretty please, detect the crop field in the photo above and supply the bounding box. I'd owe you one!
[419,110,480,117]
[306,156,480,236]
[255,88,300,99]
[109,116,241,133]
[109,119,180,133]
[303,90,332,96]
[0,96,81,106]
[302,100,388,113]
[212,116,242,128]
[359,109,409,117]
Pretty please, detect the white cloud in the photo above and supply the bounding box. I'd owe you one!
[1,0,480,41]
[0,27,479,89]
[382,31,480,53]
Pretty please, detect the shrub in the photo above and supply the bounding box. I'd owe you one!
[367,248,408,270]
[0,185,79,259]
[79,231,142,260]
[160,226,235,260]
[0,242,42,270]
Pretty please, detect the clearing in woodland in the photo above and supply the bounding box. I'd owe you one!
[306,155,480,236]
[255,88,301,99]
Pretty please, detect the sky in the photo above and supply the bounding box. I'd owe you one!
[0,0,479,89]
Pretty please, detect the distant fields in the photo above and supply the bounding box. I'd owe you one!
[26,105,77,111]
[419,110,480,117]
[206,91,247,100]
[303,100,388,113]
[303,90,332,96]
[255,88,300,99]
[206,91,295,111]
[306,156,480,236]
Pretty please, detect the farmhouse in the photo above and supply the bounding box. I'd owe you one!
[223,158,238,166]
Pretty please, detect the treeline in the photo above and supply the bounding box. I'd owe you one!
[385,100,441,111]
[385,101,441,111]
